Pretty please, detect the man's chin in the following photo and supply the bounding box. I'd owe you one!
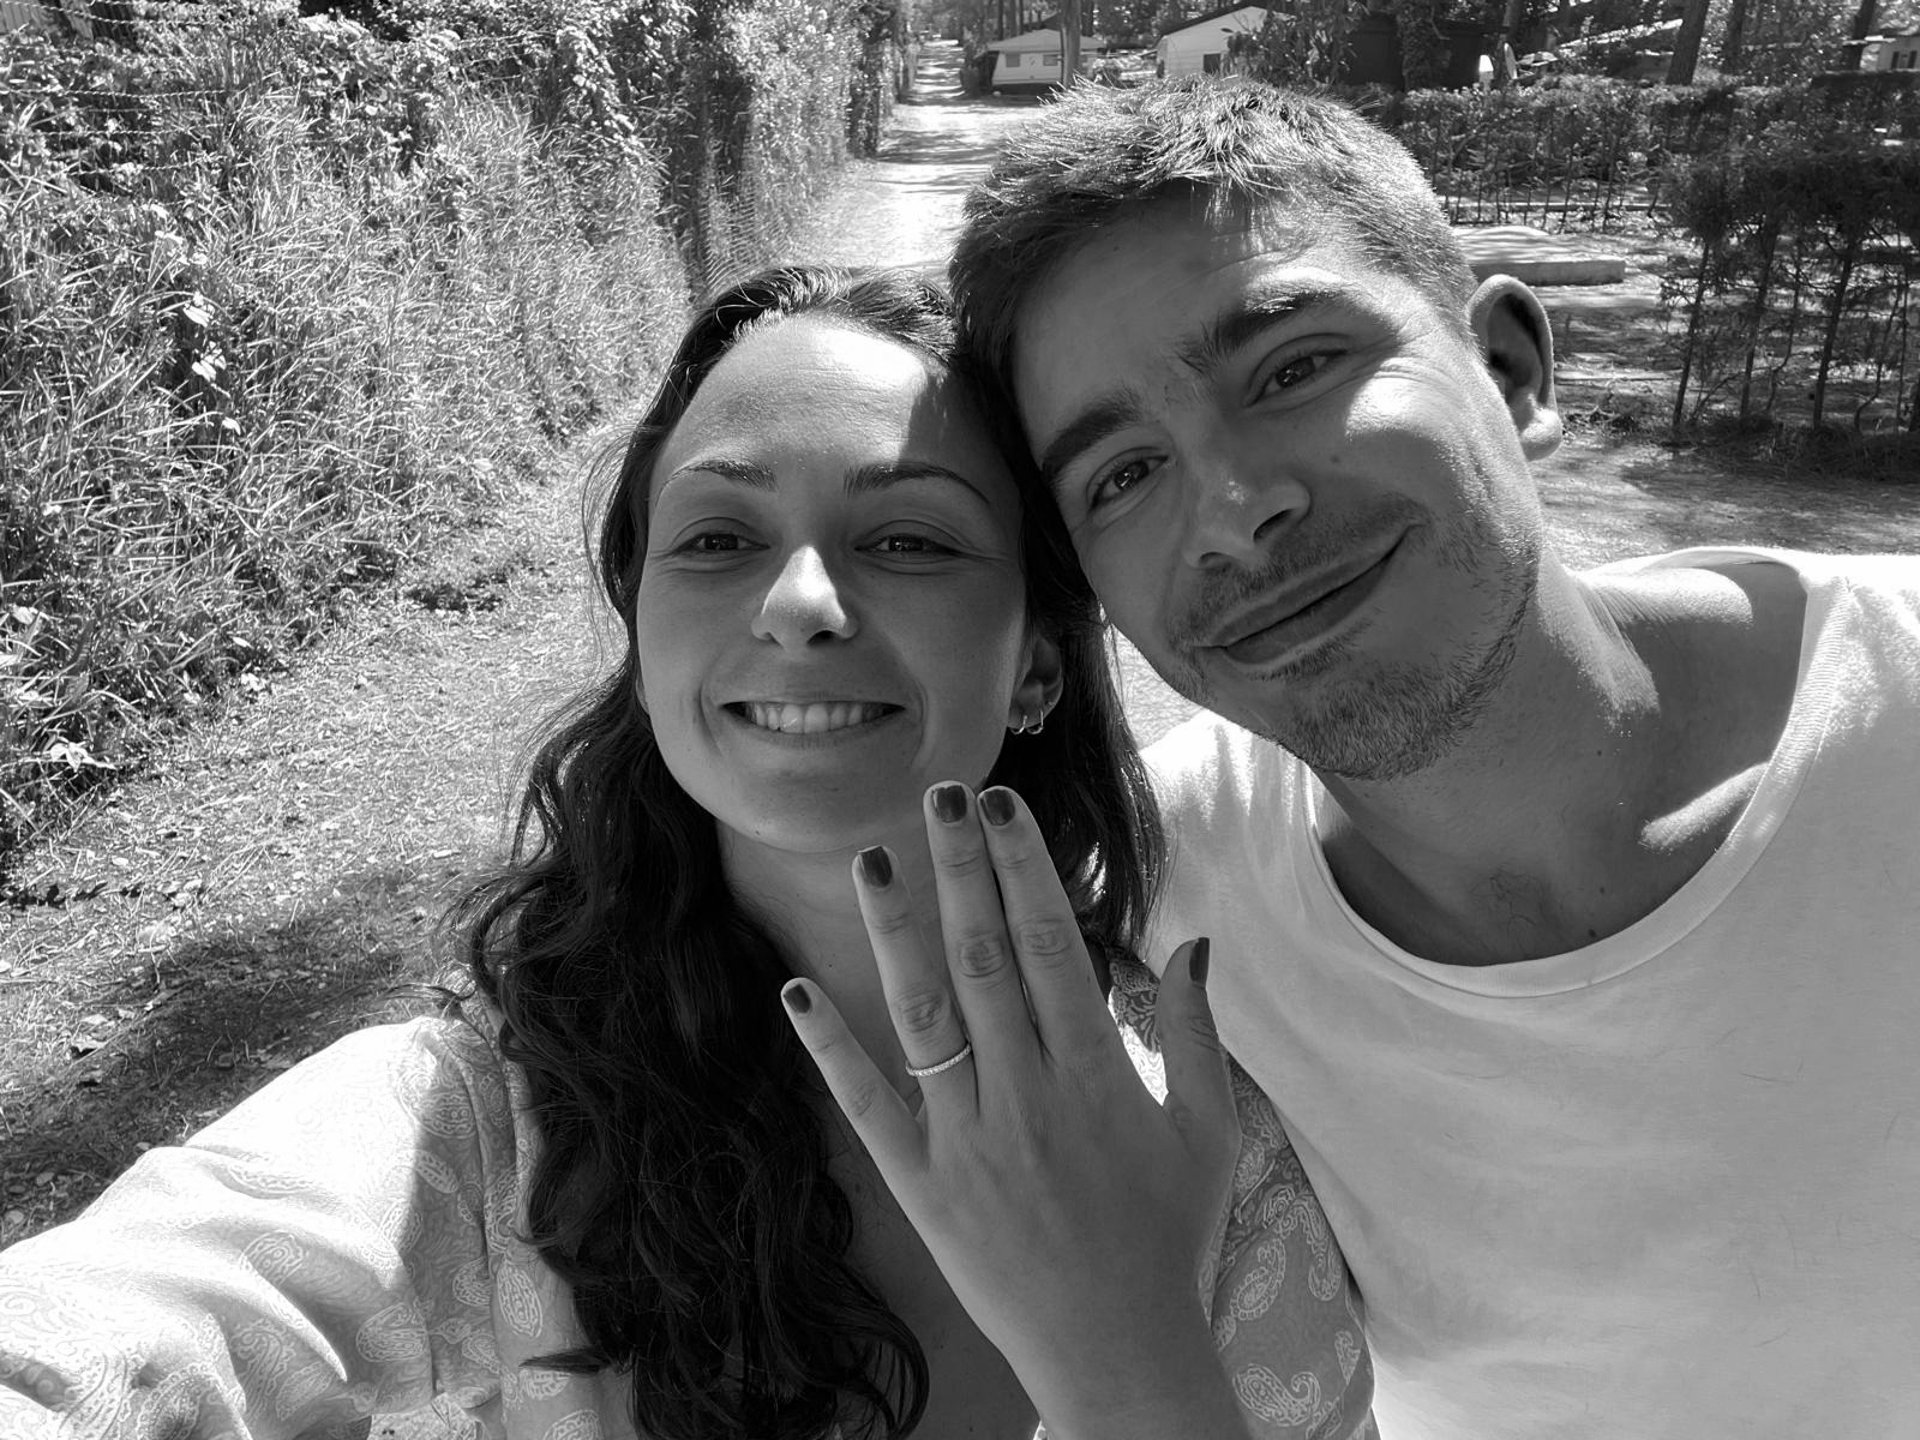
[1231,637,1519,784]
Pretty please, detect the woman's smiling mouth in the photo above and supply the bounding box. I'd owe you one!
[730,701,901,736]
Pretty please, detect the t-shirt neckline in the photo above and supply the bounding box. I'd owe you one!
[1299,548,1844,998]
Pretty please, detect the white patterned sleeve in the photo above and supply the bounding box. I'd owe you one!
[1108,960,1377,1440]
[0,1017,516,1439]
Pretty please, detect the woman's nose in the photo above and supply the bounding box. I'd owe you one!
[752,546,857,646]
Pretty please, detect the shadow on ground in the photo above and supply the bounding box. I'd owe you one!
[877,126,1006,169]
[1534,430,1919,568]
[1,864,463,1242]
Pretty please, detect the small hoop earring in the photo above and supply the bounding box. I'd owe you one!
[1010,709,1046,736]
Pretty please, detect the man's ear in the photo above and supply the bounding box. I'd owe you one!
[1469,276,1562,462]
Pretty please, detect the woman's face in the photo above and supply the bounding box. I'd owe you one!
[636,315,1053,856]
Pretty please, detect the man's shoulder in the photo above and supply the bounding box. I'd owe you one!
[1142,711,1303,818]
[1591,544,1919,599]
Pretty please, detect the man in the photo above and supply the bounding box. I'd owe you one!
[949,77,1920,1437]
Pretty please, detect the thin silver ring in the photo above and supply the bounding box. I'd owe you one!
[905,1041,974,1078]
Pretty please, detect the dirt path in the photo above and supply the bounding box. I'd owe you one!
[3,44,1917,1241]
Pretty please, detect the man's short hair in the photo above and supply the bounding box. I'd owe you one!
[952,76,1480,397]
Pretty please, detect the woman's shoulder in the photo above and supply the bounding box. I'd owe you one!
[193,1005,512,1143]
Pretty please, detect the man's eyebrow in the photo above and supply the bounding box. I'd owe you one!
[1034,284,1357,488]
[1173,282,1351,376]
[1036,391,1149,488]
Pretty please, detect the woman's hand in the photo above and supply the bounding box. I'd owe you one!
[780,782,1248,1440]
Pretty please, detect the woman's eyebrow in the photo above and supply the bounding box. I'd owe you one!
[664,457,774,489]
[845,460,991,505]
[662,458,992,506]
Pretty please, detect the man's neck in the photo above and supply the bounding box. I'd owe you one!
[1313,556,1807,966]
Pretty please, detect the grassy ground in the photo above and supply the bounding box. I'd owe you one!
[4,45,1918,1247]
[0,426,616,1242]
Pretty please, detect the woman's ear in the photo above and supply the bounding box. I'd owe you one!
[1469,276,1562,462]
[1010,630,1066,729]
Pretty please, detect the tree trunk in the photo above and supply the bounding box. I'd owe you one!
[1064,0,1082,81]
[1845,0,1879,67]
[1666,0,1712,84]
[1720,0,1749,72]
[1811,242,1861,430]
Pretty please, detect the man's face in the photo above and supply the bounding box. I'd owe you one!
[1012,205,1552,781]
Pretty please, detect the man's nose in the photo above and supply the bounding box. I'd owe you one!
[1179,432,1310,568]
[752,546,857,646]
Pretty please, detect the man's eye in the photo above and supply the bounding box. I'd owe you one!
[1090,456,1155,508]
[1258,352,1332,397]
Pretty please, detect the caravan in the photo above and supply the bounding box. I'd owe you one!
[984,27,1109,94]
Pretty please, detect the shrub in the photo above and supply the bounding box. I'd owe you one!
[1663,129,1920,436]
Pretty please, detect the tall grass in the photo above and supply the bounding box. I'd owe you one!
[3,2,895,864]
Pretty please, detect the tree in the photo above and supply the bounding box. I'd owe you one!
[1096,0,1166,42]
[1666,0,1712,82]
[1720,0,1751,72]
[1844,0,1879,66]
[1230,0,1367,85]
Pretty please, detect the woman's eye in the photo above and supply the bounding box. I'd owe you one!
[679,530,750,554]
[870,533,950,556]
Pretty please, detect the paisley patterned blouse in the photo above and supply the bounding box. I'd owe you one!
[0,970,1372,1439]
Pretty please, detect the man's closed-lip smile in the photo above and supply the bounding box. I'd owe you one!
[1207,539,1403,667]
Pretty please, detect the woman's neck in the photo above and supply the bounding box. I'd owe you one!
[720,825,945,1095]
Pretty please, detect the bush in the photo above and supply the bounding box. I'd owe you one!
[1662,129,1920,436]
[1357,77,1920,232]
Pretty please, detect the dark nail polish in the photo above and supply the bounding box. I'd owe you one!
[979,788,1015,827]
[1189,937,1211,988]
[857,846,893,887]
[783,981,812,1015]
[932,783,968,824]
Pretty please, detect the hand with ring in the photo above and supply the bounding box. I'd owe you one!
[780,781,1247,1440]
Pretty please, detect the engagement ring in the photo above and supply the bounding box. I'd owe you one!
[905,1041,974,1078]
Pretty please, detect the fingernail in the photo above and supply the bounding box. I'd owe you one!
[1189,936,1210,988]
[857,845,893,887]
[979,788,1015,827]
[931,783,968,824]
[782,980,812,1015]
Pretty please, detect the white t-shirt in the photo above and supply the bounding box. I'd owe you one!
[1142,548,1920,1439]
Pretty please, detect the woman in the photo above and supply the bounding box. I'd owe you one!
[0,266,1370,1440]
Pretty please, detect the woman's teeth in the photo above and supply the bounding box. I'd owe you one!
[742,701,888,735]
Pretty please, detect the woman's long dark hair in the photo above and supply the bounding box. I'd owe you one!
[454,264,1162,1440]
